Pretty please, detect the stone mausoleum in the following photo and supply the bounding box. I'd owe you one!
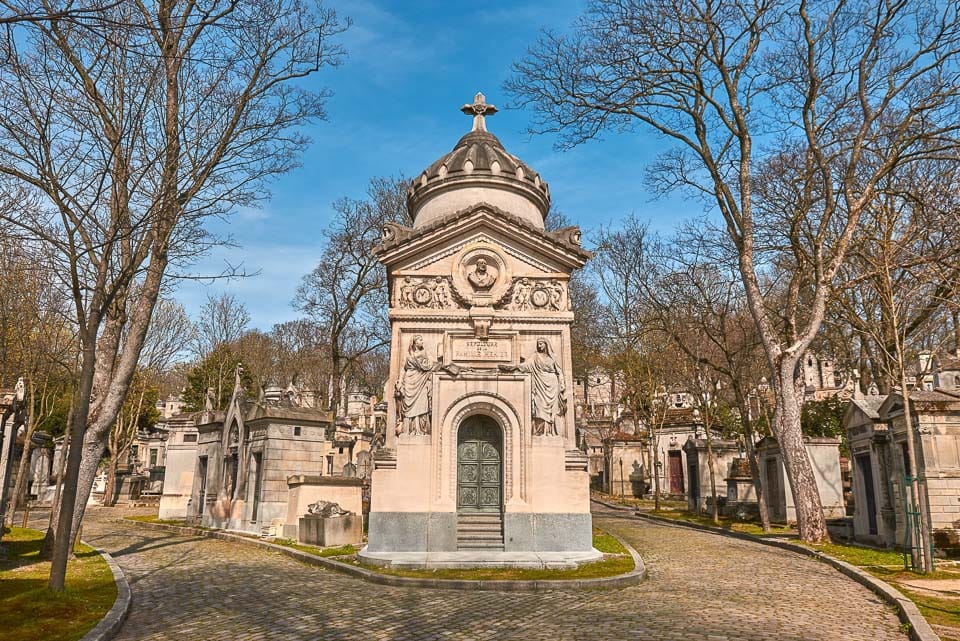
[360,94,598,567]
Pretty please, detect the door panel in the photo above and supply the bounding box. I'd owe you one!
[668,451,684,494]
[457,417,502,512]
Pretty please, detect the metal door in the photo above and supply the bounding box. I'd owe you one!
[197,456,207,516]
[857,454,878,535]
[668,451,684,494]
[457,416,502,512]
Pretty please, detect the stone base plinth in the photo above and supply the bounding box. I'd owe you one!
[298,515,362,546]
[366,512,458,552]
[365,511,594,558]
[357,548,602,569]
[502,512,593,552]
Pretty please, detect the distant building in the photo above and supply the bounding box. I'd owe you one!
[802,352,856,402]
[845,361,960,552]
[178,372,380,538]
[757,435,846,522]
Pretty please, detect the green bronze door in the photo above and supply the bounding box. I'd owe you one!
[457,416,502,512]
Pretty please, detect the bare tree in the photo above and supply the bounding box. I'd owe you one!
[0,1,348,588]
[140,298,191,373]
[193,294,251,360]
[270,318,331,396]
[102,370,157,506]
[509,0,960,542]
[645,223,772,529]
[0,239,74,526]
[295,175,408,415]
[828,162,960,570]
[191,293,251,407]
[0,1,119,26]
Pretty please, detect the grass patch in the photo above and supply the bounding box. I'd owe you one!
[271,539,357,558]
[350,529,635,581]
[803,542,904,567]
[897,586,960,630]
[123,515,186,526]
[648,509,794,537]
[0,526,116,641]
[594,493,688,511]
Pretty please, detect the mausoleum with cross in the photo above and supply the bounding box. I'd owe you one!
[361,93,598,567]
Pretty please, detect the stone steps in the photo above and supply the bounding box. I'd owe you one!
[456,512,504,550]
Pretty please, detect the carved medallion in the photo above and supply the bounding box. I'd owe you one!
[413,285,433,305]
[396,276,461,309]
[530,286,550,308]
[450,241,512,306]
[499,278,568,311]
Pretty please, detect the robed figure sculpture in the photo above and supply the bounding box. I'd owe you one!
[500,338,567,436]
[395,335,459,435]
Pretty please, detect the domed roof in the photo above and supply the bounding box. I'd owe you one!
[407,93,551,228]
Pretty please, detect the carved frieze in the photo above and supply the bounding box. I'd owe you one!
[396,276,461,309]
[499,278,568,311]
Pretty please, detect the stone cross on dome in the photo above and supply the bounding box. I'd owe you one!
[461,92,498,132]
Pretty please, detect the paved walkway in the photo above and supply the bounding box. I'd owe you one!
[67,505,905,640]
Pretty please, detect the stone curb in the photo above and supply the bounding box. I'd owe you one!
[622,508,938,641]
[79,544,132,641]
[120,519,644,592]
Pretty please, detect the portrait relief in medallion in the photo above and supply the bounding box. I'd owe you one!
[450,241,512,306]
[467,257,499,290]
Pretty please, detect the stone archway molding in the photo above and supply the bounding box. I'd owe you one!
[439,391,526,505]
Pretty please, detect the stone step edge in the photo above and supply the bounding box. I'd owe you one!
[79,541,133,641]
[120,518,645,592]
[456,532,504,537]
[590,499,938,641]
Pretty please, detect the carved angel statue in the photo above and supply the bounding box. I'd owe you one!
[499,338,567,436]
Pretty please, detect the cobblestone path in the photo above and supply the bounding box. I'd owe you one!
[72,504,905,641]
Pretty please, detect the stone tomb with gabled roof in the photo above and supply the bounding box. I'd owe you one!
[360,94,599,567]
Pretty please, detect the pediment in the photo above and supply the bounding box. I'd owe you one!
[375,202,591,274]
[394,230,559,274]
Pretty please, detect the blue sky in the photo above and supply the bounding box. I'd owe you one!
[175,0,693,330]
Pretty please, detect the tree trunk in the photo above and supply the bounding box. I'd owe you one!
[734,386,770,532]
[899,359,933,572]
[705,423,719,524]
[650,429,661,511]
[6,431,33,526]
[42,415,71,559]
[69,434,109,548]
[330,351,342,416]
[745,431,771,532]
[772,359,829,542]
[7,381,39,526]
[48,340,97,590]
[102,455,118,507]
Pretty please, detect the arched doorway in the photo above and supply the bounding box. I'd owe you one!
[456,415,503,513]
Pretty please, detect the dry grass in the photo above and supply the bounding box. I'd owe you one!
[0,526,116,641]
[271,539,357,558]
[124,514,186,526]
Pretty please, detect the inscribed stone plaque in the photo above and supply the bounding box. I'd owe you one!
[451,337,512,362]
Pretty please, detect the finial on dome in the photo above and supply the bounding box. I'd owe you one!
[461,91,497,132]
